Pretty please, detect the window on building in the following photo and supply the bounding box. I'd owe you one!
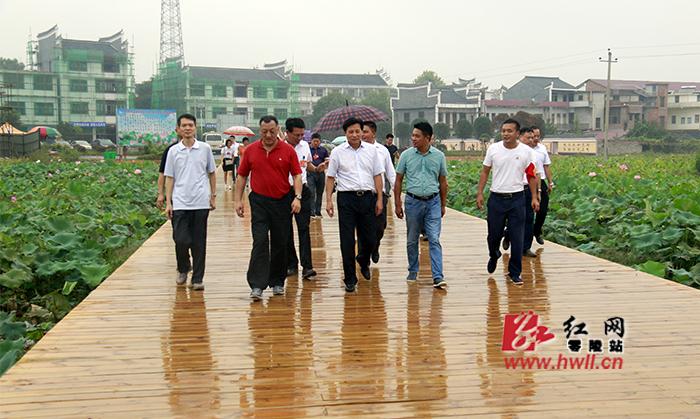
[253,107,267,120]
[578,94,584,101]
[70,102,89,115]
[212,107,227,118]
[34,102,54,116]
[96,100,125,116]
[192,106,206,120]
[253,86,268,99]
[681,117,686,124]
[595,117,601,129]
[33,74,53,91]
[459,112,466,121]
[69,79,88,92]
[552,94,558,101]
[212,85,227,97]
[3,73,24,89]
[69,61,88,72]
[403,112,410,123]
[612,95,619,101]
[675,95,680,103]
[418,111,425,119]
[329,88,341,94]
[695,115,700,124]
[274,108,288,120]
[102,57,120,73]
[660,97,666,107]
[274,88,288,99]
[9,101,25,115]
[234,85,247,98]
[234,107,247,116]
[315,88,324,97]
[696,95,700,102]
[568,94,574,101]
[190,84,205,97]
[672,115,677,124]
[95,79,126,94]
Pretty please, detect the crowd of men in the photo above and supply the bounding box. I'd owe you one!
[157,113,553,299]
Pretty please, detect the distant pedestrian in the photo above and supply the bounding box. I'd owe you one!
[394,122,448,289]
[234,115,302,301]
[384,133,399,166]
[532,127,553,245]
[164,113,217,291]
[221,138,236,191]
[308,133,329,217]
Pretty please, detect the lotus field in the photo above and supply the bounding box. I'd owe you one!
[0,159,163,374]
[448,154,700,287]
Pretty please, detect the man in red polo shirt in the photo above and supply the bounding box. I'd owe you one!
[234,115,302,301]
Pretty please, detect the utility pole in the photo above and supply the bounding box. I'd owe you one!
[599,48,617,160]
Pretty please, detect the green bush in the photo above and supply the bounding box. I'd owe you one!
[696,153,700,174]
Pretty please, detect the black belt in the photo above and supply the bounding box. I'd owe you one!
[491,190,524,199]
[407,192,438,201]
[338,190,374,196]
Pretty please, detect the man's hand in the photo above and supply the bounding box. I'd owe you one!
[375,198,383,216]
[441,205,446,217]
[156,193,164,209]
[395,201,404,219]
[234,200,244,218]
[326,200,334,217]
[210,196,216,210]
[548,182,554,193]
[291,198,301,214]
[531,198,540,213]
[476,193,485,210]
[166,203,173,220]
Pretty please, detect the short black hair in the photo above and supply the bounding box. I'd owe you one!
[386,133,394,139]
[259,115,279,126]
[364,120,377,133]
[413,121,433,137]
[311,132,321,140]
[342,117,364,132]
[285,117,305,132]
[502,118,520,132]
[242,138,250,143]
[226,138,233,145]
[520,127,534,134]
[177,113,196,126]
[531,126,541,132]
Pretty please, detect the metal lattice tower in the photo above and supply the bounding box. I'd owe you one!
[159,0,185,64]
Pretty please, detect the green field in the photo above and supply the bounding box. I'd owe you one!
[0,159,164,374]
[447,153,700,287]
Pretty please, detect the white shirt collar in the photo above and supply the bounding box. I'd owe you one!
[176,139,200,150]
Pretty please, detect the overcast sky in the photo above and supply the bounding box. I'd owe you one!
[1,0,699,88]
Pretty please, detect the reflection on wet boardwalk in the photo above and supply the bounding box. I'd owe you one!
[1,179,700,417]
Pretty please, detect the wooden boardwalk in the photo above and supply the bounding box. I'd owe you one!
[2,178,700,418]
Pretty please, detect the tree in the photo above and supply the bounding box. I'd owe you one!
[0,58,24,71]
[360,89,392,139]
[433,122,451,139]
[395,122,411,141]
[413,70,446,87]
[626,121,666,139]
[473,116,493,139]
[0,109,22,128]
[56,122,83,140]
[308,92,353,130]
[493,113,510,129]
[135,79,153,109]
[454,119,473,139]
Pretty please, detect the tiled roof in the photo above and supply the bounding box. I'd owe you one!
[189,66,286,82]
[295,73,388,86]
[504,76,576,102]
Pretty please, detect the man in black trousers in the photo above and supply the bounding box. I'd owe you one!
[234,115,302,301]
[325,117,384,292]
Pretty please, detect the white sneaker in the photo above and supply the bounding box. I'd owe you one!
[191,282,205,291]
[176,271,187,285]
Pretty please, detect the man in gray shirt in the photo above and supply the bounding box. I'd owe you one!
[164,113,217,290]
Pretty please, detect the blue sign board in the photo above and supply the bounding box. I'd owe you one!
[70,122,107,128]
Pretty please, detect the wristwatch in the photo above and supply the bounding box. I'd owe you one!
[294,194,302,200]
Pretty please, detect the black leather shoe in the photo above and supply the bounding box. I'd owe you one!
[371,250,379,264]
[523,249,537,258]
[535,235,544,245]
[509,275,523,286]
[344,283,356,292]
[502,235,510,250]
[487,251,501,274]
[286,267,298,276]
[302,268,317,279]
[360,266,371,281]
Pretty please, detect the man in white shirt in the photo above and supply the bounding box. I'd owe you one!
[325,117,384,292]
[361,120,397,264]
[532,127,554,245]
[476,119,539,286]
[164,113,217,291]
[285,117,318,280]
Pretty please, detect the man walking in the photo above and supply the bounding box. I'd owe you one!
[394,122,448,289]
[325,117,384,293]
[235,115,302,301]
[532,126,553,245]
[307,133,329,217]
[284,117,317,280]
[164,114,217,291]
[384,133,399,166]
[362,120,396,264]
[476,119,539,286]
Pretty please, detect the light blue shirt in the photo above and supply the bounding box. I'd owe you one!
[164,139,216,210]
[396,146,447,196]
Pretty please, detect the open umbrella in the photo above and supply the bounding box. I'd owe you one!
[313,104,389,133]
[28,126,61,138]
[331,136,347,145]
[223,125,255,137]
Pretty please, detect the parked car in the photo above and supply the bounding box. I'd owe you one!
[72,140,93,152]
[91,138,117,151]
[53,139,73,149]
[201,132,224,154]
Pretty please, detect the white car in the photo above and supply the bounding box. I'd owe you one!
[201,132,224,154]
[72,140,93,151]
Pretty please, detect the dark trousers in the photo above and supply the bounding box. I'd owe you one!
[534,179,549,238]
[171,209,210,284]
[307,171,325,216]
[523,187,535,251]
[487,192,525,278]
[287,185,313,270]
[247,191,292,290]
[337,192,377,286]
[359,194,389,259]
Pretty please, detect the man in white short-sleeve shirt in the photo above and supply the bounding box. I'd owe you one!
[325,117,384,292]
[164,113,217,290]
[532,127,554,246]
[476,118,539,286]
